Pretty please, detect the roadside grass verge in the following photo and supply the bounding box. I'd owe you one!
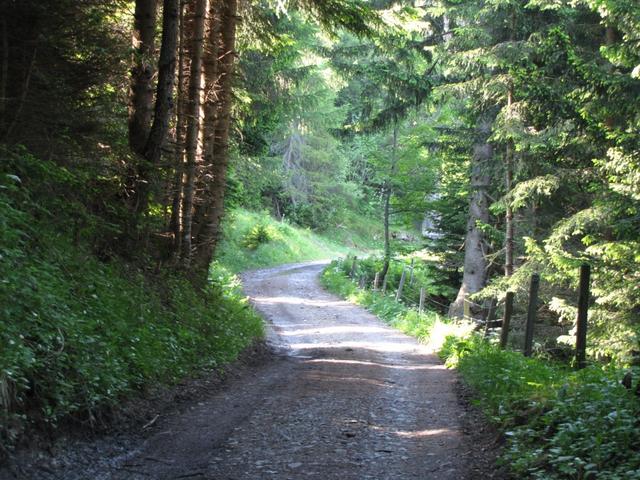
[322,257,640,479]
[443,336,640,479]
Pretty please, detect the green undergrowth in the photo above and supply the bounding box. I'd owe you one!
[217,208,375,273]
[323,257,640,479]
[330,253,456,310]
[0,152,263,448]
[442,336,640,479]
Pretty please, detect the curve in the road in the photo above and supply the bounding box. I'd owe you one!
[3,261,478,480]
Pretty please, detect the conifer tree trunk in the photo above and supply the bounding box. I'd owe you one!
[129,0,179,223]
[505,87,515,277]
[379,121,398,284]
[504,13,516,277]
[169,0,187,255]
[141,0,179,164]
[449,116,493,318]
[144,0,180,163]
[0,17,8,133]
[190,0,221,250]
[192,0,238,274]
[4,44,36,142]
[180,0,209,265]
[604,25,617,129]
[129,0,157,155]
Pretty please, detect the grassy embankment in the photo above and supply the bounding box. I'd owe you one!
[216,208,377,273]
[322,257,640,479]
[0,152,373,448]
[0,156,264,447]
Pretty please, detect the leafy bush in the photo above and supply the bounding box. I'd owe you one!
[242,223,273,249]
[442,335,640,479]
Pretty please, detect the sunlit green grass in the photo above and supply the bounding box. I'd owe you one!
[217,208,378,273]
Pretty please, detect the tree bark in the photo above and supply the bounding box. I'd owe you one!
[504,12,516,277]
[192,0,238,274]
[379,121,398,284]
[133,0,180,218]
[0,16,8,133]
[129,0,157,155]
[144,0,179,168]
[505,87,515,277]
[190,0,222,252]
[449,115,493,318]
[169,0,187,256]
[604,25,617,128]
[180,0,209,265]
[3,44,35,142]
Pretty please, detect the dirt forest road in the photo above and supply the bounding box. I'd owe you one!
[232,261,478,480]
[2,261,500,480]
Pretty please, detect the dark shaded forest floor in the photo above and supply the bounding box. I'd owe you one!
[1,262,507,480]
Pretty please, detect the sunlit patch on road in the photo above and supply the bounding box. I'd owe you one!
[306,358,446,371]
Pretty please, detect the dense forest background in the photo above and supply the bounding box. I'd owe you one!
[1,0,639,470]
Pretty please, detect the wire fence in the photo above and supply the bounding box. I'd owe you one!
[345,256,592,369]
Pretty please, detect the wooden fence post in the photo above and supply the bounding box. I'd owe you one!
[500,291,514,349]
[373,272,380,291]
[463,296,471,320]
[409,258,415,285]
[482,298,497,338]
[523,273,540,357]
[576,264,591,369]
[395,267,407,302]
[359,275,366,289]
[419,287,426,314]
[350,256,357,278]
